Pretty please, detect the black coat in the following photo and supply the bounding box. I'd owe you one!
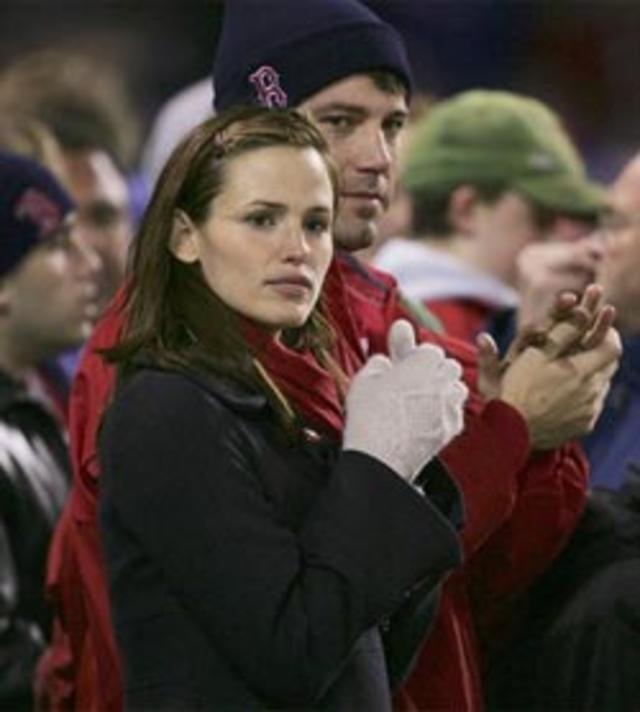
[486,470,640,711]
[99,367,462,711]
[0,369,70,708]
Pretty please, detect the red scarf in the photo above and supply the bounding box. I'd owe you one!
[242,317,360,441]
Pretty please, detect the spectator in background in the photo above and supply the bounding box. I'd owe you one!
[0,153,99,709]
[374,90,606,344]
[486,150,640,710]
[503,149,640,490]
[0,50,138,319]
[576,154,640,489]
[0,111,79,413]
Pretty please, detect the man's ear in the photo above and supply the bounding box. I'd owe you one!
[447,185,480,236]
[169,210,200,264]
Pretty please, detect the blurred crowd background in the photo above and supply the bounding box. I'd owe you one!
[3,0,640,183]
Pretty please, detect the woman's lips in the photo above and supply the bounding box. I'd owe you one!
[265,275,314,298]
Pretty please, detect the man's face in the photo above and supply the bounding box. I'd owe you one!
[63,149,131,313]
[598,158,640,332]
[299,74,408,252]
[4,217,100,358]
[471,190,594,286]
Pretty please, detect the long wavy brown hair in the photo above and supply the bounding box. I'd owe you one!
[104,106,341,435]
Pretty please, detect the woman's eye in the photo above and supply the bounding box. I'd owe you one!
[246,213,276,228]
[305,218,330,234]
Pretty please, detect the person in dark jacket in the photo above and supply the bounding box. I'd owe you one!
[97,106,468,710]
[0,152,99,708]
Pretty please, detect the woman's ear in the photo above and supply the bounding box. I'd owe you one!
[169,210,200,264]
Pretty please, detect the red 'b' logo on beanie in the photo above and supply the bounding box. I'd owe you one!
[249,66,288,108]
[14,188,63,238]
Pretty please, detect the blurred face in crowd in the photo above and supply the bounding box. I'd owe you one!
[1,216,100,361]
[299,74,408,252]
[171,145,334,334]
[63,148,131,313]
[458,188,594,286]
[598,156,640,333]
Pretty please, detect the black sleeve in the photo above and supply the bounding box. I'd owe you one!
[382,458,464,688]
[0,519,44,707]
[0,518,17,621]
[414,457,465,530]
[100,372,461,704]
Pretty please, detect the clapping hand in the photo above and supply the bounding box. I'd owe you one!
[343,320,468,482]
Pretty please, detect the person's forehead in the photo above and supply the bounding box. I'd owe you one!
[611,168,640,215]
[62,149,128,207]
[493,189,548,217]
[486,190,558,227]
[299,74,408,115]
[488,190,533,214]
[218,145,334,205]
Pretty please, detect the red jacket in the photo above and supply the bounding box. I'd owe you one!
[325,255,587,712]
[426,298,498,345]
[37,294,124,712]
[39,253,588,711]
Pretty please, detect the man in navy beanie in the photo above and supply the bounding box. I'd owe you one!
[46,2,620,710]
[214,0,412,253]
[210,4,621,709]
[0,152,99,709]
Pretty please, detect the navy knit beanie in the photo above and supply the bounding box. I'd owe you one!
[213,0,413,111]
[0,152,75,277]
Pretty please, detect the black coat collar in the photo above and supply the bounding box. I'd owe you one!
[128,354,269,417]
[182,369,268,416]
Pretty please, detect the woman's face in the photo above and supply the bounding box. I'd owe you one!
[175,145,335,334]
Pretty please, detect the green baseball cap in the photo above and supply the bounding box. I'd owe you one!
[402,90,607,217]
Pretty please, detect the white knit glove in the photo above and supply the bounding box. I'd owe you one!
[343,320,468,482]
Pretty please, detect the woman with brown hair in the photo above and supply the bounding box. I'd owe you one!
[97,105,467,710]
